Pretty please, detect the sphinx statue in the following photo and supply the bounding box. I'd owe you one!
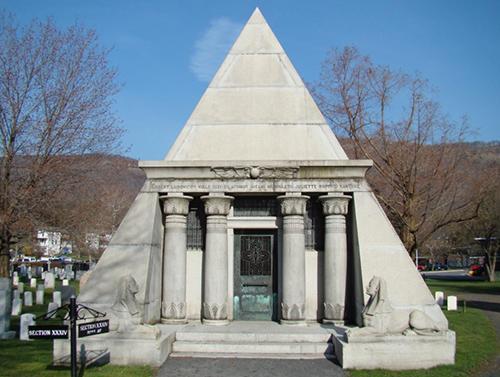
[347,276,442,338]
[109,274,160,339]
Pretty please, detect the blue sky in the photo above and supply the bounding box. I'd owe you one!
[1,0,499,160]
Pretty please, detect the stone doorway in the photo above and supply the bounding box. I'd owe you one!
[233,230,278,321]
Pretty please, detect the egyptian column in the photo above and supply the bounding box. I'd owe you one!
[161,193,193,323]
[278,193,309,324]
[320,193,351,322]
[201,193,234,325]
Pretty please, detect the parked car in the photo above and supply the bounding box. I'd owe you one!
[433,263,448,271]
[468,264,485,276]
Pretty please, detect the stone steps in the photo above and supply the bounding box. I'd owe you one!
[170,352,334,360]
[170,330,335,359]
[175,331,332,343]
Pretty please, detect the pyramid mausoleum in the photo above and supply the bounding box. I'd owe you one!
[60,8,455,370]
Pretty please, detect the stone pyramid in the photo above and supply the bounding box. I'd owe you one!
[78,8,448,333]
[165,8,347,161]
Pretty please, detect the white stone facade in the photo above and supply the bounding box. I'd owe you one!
[65,8,454,369]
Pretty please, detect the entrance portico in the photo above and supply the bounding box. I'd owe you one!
[140,160,371,325]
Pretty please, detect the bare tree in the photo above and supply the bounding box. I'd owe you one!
[0,14,123,277]
[460,180,499,281]
[313,47,482,257]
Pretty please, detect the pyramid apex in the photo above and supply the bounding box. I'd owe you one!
[248,7,266,24]
[164,7,348,161]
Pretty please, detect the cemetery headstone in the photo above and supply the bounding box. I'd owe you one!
[20,313,36,341]
[36,290,44,305]
[11,297,22,316]
[47,301,59,314]
[19,265,27,276]
[30,278,37,288]
[12,289,19,299]
[53,291,62,308]
[62,279,69,286]
[18,282,24,294]
[44,272,55,289]
[12,275,19,287]
[435,291,445,306]
[0,278,16,339]
[447,296,458,311]
[61,286,76,305]
[24,291,33,307]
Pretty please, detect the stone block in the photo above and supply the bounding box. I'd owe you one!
[435,291,445,306]
[44,273,55,289]
[47,302,59,315]
[61,286,75,305]
[334,331,456,370]
[447,296,457,311]
[1,278,16,339]
[53,291,62,308]
[36,290,44,305]
[11,298,22,316]
[53,330,175,366]
[24,291,33,307]
[19,313,36,341]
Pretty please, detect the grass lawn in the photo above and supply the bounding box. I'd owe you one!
[1,276,154,377]
[350,277,499,377]
[425,277,500,296]
[1,275,498,377]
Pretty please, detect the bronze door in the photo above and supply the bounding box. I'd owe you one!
[233,232,276,320]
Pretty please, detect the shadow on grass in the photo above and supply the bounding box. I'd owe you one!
[459,300,500,314]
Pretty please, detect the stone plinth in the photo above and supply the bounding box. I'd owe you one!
[278,194,309,325]
[334,331,456,370]
[201,194,234,325]
[160,194,193,324]
[54,328,178,367]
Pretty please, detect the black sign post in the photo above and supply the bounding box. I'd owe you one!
[70,297,77,377]
[30,294,107,377]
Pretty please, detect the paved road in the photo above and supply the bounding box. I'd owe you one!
[157,357,345,377]
[460,292,500,377]
[421,269,484,281]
